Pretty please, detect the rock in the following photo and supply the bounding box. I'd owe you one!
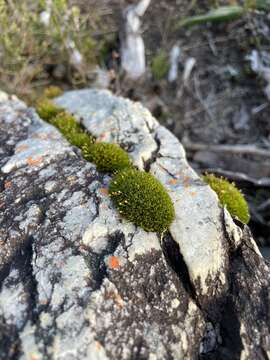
[0,89,269,359]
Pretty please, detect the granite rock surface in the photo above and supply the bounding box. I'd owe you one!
[0,90,269,359]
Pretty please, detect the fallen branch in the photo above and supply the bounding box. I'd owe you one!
[183,142,270,158]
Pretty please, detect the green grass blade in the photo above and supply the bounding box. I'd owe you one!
[176,6,245,29]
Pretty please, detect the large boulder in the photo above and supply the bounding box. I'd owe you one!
[0,89,269,360]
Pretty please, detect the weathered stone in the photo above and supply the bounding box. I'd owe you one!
[0,89,269,359]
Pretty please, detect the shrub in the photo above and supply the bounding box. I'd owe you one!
[109,168,175,232]
[0,0,103,101]
[82,142,132,172]
[203,173,250,224]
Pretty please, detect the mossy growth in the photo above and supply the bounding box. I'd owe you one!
[44,86,63,99]
[50,111,81,134]
[109,168,175,233]
[35,92,175,233]
[151,51,170,80]
[203,173,250,224]
[49,111,95,148]
[82,142,132,173]
[36,98,64,121]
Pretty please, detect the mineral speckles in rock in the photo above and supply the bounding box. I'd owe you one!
[2,120,72,174]
[1,92,270,359]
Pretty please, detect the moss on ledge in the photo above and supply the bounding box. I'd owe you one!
[36,98,64,121]
[109,168,175,233]
[203,173,250,224]
[35,91,175,233]
[82,142,132,173]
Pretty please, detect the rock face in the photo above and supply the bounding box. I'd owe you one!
[0,90,269,360]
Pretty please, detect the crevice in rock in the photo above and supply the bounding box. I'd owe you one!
[86,230,125,291]
[20,235,39,326]
[204,211,243,359]
[0,316,21,360]
[162,219,244,360]
[211,250,243,360]
[143,133,161,172]
[157,163,178,179]
[144,117,155,135]
[161,232,199,307]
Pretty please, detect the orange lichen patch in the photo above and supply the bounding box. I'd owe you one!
[108,255,120,269]
[189,191,197,197]
[26,156,43,167]
[15,144,29,153]
[168,178,178,185]
[4,180,12,189]
[31,132,49,140]
[39,299,49,305]
[99,187,109,196]
[48,131,60,140]
[95,341,102,351]
[183,175,191,188]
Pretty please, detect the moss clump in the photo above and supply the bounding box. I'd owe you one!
[50,111,81,133]
[50,111,94,148]
[151,51,170,80]
[109,168,175,232]
[36,99,64,121]
[44,86,63,99]
[68,131,94,149]
[203,174,250,224]
[82,142,132,173]
[36,95,175,233]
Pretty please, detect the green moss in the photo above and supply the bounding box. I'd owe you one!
[203,174,250,224]
[50,111,94,148]
[36,98,64,121]
[36,94,175,233]
[50,111,80,133]
[151,51,170,80]
[68,131,94,149]
[109,168,175,232]
[44,86,63,99]
[82,142,132,172]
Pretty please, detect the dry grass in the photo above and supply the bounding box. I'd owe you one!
[0,0,107,102]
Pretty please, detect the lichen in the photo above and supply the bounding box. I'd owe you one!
[203,173,250,224]
[109,168,175,232]
[82,142,132,173]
